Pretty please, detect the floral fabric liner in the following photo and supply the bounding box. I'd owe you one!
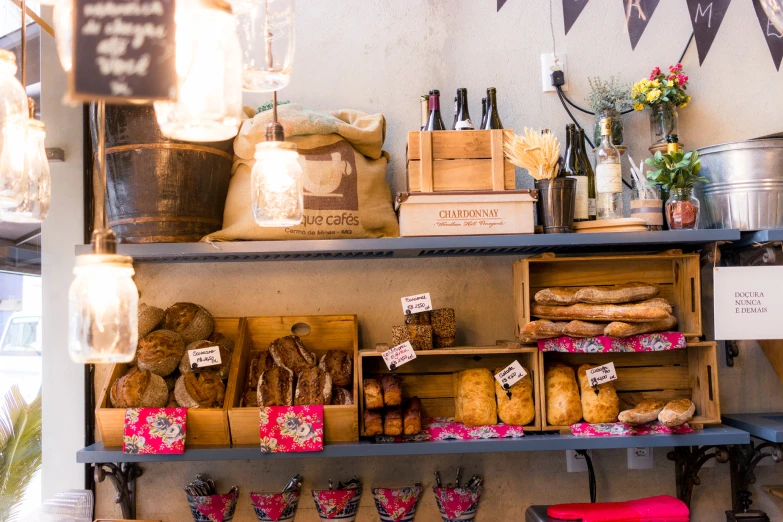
[311,488,360,519]
[250,491,299,521]
[571,421,694,437]
[372,486,421,522]
[123,407,186,454]
[537,332,686,353]
[259,405,323,453]
[433,487,482,519]
[374,417,524,443]
[188,489,238,522]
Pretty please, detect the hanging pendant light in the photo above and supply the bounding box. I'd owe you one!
[0,50,29,209]
[53,0,73,72]
[1,115,51,223]
[761,0,783,32]
[154,0,243,142]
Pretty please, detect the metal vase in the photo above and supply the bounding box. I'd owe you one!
[535,178,577,233]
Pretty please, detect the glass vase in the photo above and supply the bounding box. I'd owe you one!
[649,102,679,147]
[593,108,623,146]
[666,188,700,230]
[631,182,663,231]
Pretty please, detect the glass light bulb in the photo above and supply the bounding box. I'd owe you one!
[53,0,73,72]
[1,121,51,223]
[0,50,28,208]
[761,0,783,33]
[251,141,304,226]
[68,255,138,363]
[154,0,243,142]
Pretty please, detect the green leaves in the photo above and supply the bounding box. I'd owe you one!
[645,148,708,191]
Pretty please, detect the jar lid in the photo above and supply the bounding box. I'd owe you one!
[201,0,232,14]
[28,119,45,131]
[74,253,135,269]
[0,49,16,65]
[255,141,297,152]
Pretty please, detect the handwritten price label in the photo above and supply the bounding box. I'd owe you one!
[382,341,417,371]
[586,362,617,388]
[401,293,433,315]
[494,360,527,388]
[188,346,222,369]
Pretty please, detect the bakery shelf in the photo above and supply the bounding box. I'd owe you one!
[77,425,748,463]
[734,229,783,248]
[74,230,741,263]
[723,413,783,443]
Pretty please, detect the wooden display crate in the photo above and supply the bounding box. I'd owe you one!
[513,253,703,339]
[358,345,541,435]
[96,317,241,447]
[227,315,359,444]
[538,342,720,431]
[406,130,515,192]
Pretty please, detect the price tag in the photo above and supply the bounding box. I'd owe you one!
[586,362,617,388]
[188,346,222,369]
[382,341,417,371]
[401,293,433,315]
[494,360,527,388]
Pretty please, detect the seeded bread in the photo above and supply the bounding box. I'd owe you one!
[138,303,165,338]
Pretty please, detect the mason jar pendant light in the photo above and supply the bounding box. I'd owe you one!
[1,115,51,223]
[154,0,243,142]
[53,0,74,72]
[0,50,29,209]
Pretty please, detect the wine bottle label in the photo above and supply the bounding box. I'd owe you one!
[596,164,622,193]
[588,198,597,217]
[455,119,474,130]
[573,176,589,220]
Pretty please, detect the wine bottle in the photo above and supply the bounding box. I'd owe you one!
[568,125,590,222]
[420,95,428,131]
[576,128,597,221]
[595,117,624,219]
[482,87,503,129]
[563,124,575,174]
[480,97,487,129]
[451,96,458,130]
[454,88,474,130]
[424,89,445,131]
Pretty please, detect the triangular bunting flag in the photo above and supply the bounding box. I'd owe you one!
[624,0,661,50]
[753,0,783,70]
[564,0,590,34]
[498,0,509,11]
[687,0,732,65]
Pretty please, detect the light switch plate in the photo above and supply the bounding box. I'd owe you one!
[566,449,590,472]
[541,52,568,93]
[627,447,654,469]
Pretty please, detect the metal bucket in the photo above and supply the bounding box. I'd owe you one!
[535,178,576,233]
[697,138,783,230]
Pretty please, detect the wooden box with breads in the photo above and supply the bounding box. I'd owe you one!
[226,315,359,444]
[96,308,240,447]
[538,341,720,431]
[358,345,541,436]
[513,253,702,340]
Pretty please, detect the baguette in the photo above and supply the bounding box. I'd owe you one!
[535,283,659,306]
[561,320,607,338]
[519,320,563,340]
[534,287,579,305]
[531,300,670,323]
[604,315,678,338]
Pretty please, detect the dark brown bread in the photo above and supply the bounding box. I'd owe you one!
[364,410,383,436]
[137,330,186,377]
[179,340,232,379]
[163,303,214,344]
[384,407,403,436]
[404,397,423,435]
[319,350,353,388]
[110,366,168,408]
[174,370,225,409]
[332,387,354,405]
[247,351,276,390]
[257,366,294,407]
[381,375,402,407]
[295,367,333,406]
[363,378,384,410]
[269,335,316,374]
[208,331,235,353]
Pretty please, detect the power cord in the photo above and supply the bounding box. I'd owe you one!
[575,449,597,503]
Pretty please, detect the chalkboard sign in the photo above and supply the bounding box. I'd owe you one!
[70,0,178,103]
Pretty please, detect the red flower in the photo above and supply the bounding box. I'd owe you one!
[669,63,683,73]
[651,66,661,76]
[677,74,688,85]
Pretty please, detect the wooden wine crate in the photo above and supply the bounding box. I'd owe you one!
[538,342,720,431]
[227,315,359,444]
[96,317,241,447]
[358,344,541,435]
[406,129,515,192]
[513,252,703,339]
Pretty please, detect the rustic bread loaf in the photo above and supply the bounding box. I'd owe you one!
[532,300,670,323]
[430,308,456,348]
[577,364,620,423]
[248,350,275,391]
[138,303,165,339]
[269,335,316,374]
[166,390,179,408]
[574,283,660,304]
[363,378,384,410]
[562,320,607,338]
[494,366,535,426]
[384,407,403,436]
[391,324,433,351]
[179,340,232,379]
[404,397,423,435]
[174,370,225,409]
[604,315,678,338]
[257,366,294,407]
[405,311,431,325]
[332,387,354,405]
[110,366,168,408]
[618,398,666,425]
[519,320,563,340]
[295,367,333,406]
[545,364,582,426]
[208,331,235,354]
[164,374,177,392]
[364,410,383,436]
[318,350,353,388]
[455,369,497,427]
[381,374,402,407]
[137,330,186,377]
[658,399,695,428]
[163,303,214,344]
[453,371,464,422]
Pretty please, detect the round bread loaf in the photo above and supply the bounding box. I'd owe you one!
[138,303,165,338]
[164,374,177,392]
[137,330,186,376]
[166,390,179,408]
[174,370,225,409]
[164,303,214,344]
[110,367,168,408]
[178,340,231,379]
[209,331,235,353]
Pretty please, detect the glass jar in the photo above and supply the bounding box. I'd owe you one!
[68,254,138,363]
[0,50,28,209]
[593,107,623,146]
[154,0,243,142]
[1,120,51,223]
[666,188,700,230]
[251,141,304,226]
[230,0,296,92]
[649,102,679,147]
[631,182,663,231]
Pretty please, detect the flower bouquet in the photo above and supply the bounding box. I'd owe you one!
[632,64,691,146]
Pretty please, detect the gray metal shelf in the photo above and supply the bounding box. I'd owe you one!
[735,230,783,248]
[723,413,783,443]
[77,426,748,463]
[74,230,741,263]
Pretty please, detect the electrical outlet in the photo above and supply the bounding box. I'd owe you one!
[541,52,568,93]
[627,447,654,470]
[566,449,590,472]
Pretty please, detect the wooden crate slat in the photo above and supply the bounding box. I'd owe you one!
[542,349,688,368]
[527,259,677,287]
[419,132,434,192]
[363,352,530,375]
[490,129,505,191]
[408,130,510,159]
[407,159,516,191]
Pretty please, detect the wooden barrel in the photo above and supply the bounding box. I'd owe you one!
[90,104,234,243]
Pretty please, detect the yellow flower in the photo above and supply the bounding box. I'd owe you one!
[652,80,661,88]
[634,102,644,111]
[667,80,674,87]
[679,95,691,109]
[646,89,661,102]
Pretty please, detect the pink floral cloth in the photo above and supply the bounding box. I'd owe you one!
[375,417,525,442]
[250,491,299,521]
[372,486,421,522]
[259,405,324,453]
[433,487,482,519]
[311,489,360,519]
[570,421,694,437]
[538,332,686,353]
[192,491,238,521]
[123,408,186,454]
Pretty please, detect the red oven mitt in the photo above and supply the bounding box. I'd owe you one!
[547,495,689,522]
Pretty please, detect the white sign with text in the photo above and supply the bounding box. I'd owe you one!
[382,341,417,371]
[494,360,527,388]
[714,266,783,340]
[586,362,617,388]
[188,346,222,369]
[401,293,433,315]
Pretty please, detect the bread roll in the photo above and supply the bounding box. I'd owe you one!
[319,350,353,388]
[455,369,497,427]
[494,366,535,426]
[137,330,186,377]
[658,399,695,428]
[604,315,677,338]
[363,379,384,410]
[381,375,402,407]
[269,336,316,374]
[110,367,168,408]
[163,303,214,344]
[404,397,422,435]
[574,283,659,304]
[532,300,670,323]
[618,399,665,425]
[519,320,563,340]
[545,364,582,426]
[174,370,225,409]
[561,320,607,338]
[332,387,353,405]
[364,410,383,436]
[384,407,403,436]
[294,367,333,406]
[138,303,165,339]
[179,340,232,379]
[577,364,619,423]
[257,366,294,407]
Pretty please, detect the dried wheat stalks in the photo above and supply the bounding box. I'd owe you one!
[503,128,561,180]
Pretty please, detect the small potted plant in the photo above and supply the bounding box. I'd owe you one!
[632,64,691,148]
[645,147,708,230]
[587,76,632,146]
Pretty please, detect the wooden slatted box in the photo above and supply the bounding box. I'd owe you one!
[227,315,359,444]
[407,130,515,192]
[513,253,703,339]
[358,345,541,435]
[538,341,720,431]
[96,317,241,447]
